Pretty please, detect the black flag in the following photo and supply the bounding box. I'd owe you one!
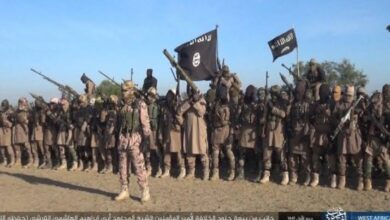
[174,29,218,81]
[268,28,298,61]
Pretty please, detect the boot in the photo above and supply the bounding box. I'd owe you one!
[177,167,186,179]
[185,168,195,179]
[210,169,219,181]
[154,167,162,178]
[260,170,270,184]
[330,174,337,188]
[56,160,67,170]
[114,185,129,201]
[289,172,298,185]
[281,172,289,185]
[303,173,311,186]
[310,173,320,187]
[337,175,346,189]
[202,167,210,181]
[357,177,364,191]
[227,169,235,181]
[146,164,152,177]
[77,161,84,171]
[38,162,46,169]
[42,161,52,169]
[141,186,150,203]
[33,160,39,168]
[69,162,78,171]
[385,179,390,192]
[160,167,170,178]
[22,162,33,169]
[364,178,372,191]
[235,167,244,180]
[91,163,98,172]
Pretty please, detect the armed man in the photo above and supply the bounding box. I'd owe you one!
[100,95,119,174]
[143,87,163,177]
[73,95,92,171]
[177,85,209,180]
[0,99,15,167]
[305,58,326,101]
[159,89,186,179]
[332,85,364,190]
[210,85,235,181]
[81,73,96,99]
[142,69,158,93]
[254,87,267,182]
[55,98,78,171]
[287,81,311,186]
[260,85,290,185]
[89,97,105,173]
[309,84,337,187]
[236,85,258,180]
[363,91,390,192]
[30,95,51,169]
[115,80,151,203]
[213,65,242,101]
[43,98,60,169]
[14,98,38,168]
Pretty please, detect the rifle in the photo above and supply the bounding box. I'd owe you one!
[331,96,364,141]
[98,70,121,86]
[131,68,134,81]
[261,71,269,138]
[30,68,79,98]
[170,67,181,102]
[163,49,199,92]
[279,72,294,94]
[281,64,302,82]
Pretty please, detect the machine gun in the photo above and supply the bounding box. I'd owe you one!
[30,68,79,98]
[98,70,121,87]
[281,63,302,82]
[331,96,364,141]
[98,70,147,99]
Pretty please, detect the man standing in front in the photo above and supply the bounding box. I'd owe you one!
[115,80,151,203]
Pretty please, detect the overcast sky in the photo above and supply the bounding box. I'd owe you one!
[0,0,389,103]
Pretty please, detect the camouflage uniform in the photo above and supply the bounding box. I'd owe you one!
[115,80,150,203]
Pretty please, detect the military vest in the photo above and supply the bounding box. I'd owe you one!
[120,101,141,133]
[148,102,159,131]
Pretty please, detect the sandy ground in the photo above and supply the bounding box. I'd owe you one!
[0,165,389,212]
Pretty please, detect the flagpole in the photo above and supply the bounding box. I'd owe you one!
[293,26,300,78]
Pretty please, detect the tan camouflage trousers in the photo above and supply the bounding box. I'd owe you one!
[119,133,148,189]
